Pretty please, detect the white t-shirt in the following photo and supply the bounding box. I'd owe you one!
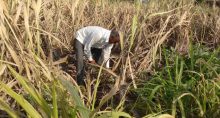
[75,26,113,68]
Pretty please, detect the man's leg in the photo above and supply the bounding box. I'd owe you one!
[74,39,85,85]
[91,48,102,63]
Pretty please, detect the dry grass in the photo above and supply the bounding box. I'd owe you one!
[0,0,220,117]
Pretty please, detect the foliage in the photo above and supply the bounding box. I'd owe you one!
[0,0,220,117]
[134,44,220,117]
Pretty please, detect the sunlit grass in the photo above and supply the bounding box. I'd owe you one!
[135,44,220,117]
[0,0,220,117]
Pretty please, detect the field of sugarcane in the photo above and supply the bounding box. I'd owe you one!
[0,0,220,118]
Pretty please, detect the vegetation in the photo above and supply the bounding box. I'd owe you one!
[0,0,219,117]
[134,45,220,117]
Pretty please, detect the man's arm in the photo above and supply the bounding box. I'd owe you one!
[102,44,113,68]
[84,35,99,63]
[84,42,93,61]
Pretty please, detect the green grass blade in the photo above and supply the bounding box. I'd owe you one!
[163,48,173,82]
[171,97,176,117]
[175,55,179,83]
[177,59,184,85]
[129,15,138,51]
[91,76,120,117]
[178,100,186,118]
[57,78,90,118]
[0,98,18,118]
[201,47,220,72]
[92,62,104,111]
[7,65,51,116]
[189,38,194,70]
[173,93,204,116]
[0,81,42,118]
[52,82,58,118]
[96,111,131,118]
[207,47,220,63]
[149,85,164,101]
[112,111,131,118]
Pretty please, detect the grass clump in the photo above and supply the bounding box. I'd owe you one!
[134,44,220,117]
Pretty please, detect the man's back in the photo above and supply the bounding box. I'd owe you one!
[75,26,111,46]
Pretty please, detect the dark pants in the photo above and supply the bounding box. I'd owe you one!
[74,39,102,85]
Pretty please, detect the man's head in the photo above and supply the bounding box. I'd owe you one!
[109,30,120,44]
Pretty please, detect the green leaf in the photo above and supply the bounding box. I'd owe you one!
[129,15,138,51]
[173,93,204,116]
[8,65,51,116]
[96,111,131,118]
[0,81,42,118]
[52,82,58,118]
[0,98,18,118]
[149,85,164,101]
[58,78,90,118]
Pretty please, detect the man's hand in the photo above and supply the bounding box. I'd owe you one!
[88,60,96,64]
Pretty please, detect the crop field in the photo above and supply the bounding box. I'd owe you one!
[0,0,220,118]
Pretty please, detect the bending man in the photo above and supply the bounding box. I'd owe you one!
[74,26,120,85]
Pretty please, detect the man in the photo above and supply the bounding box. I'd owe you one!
[74,26,120,85]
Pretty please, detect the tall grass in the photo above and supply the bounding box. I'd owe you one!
[134,44,220,117]
[0,0,220,117]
